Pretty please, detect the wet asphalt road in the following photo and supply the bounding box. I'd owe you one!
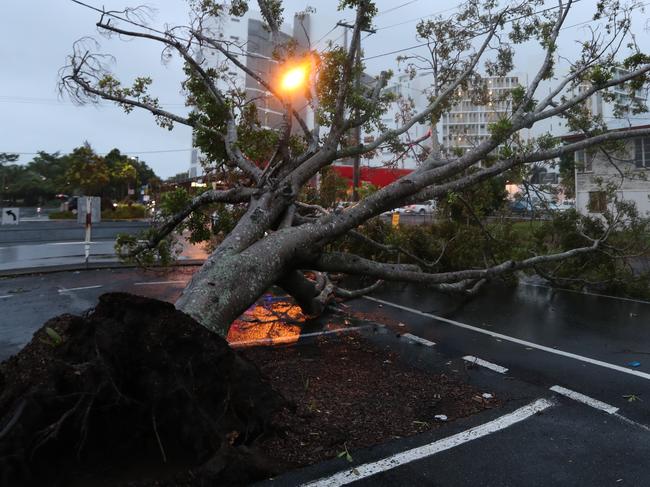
[1,269,650,485]
[0,267,196,359]
[350,281,650,427]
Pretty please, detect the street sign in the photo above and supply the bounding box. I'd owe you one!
[1,207,19,225]
[76,197,101,224]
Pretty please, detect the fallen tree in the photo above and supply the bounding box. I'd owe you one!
[59,0,650,336]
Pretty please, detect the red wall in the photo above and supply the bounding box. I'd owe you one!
[331,165,413,187]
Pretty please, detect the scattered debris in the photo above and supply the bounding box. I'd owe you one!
[482,393,494,399]
[247,336,500,469]
[627,361,642,367]
[434,414,448,421]
[337,443,353,463]
[398,322,406,327]
[623,394,642,402]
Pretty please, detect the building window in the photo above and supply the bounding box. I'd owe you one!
[588,191,607,213]
[575,149,593,172]
[634,136,650,168]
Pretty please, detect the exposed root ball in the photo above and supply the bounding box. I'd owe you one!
[0,293,284,486]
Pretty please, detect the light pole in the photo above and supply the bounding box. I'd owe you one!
[337,21,376,201]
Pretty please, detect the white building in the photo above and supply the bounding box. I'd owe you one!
[440,74,527,154]
[572,127,650,217]
[340,72,433,171]
[189,9,312,178]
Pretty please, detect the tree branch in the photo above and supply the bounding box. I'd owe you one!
[192,31,314,145]
[125,187,256,256]
[311,237,603,285]
[89,21,262,182]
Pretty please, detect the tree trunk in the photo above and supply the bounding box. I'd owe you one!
[174,193,313,335]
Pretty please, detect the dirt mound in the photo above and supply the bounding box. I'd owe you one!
[0,293,284,487]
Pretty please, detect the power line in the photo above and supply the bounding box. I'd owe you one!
[70,0,339,64]
[313,24,340,48]
[375,0,421,17]
[372,5,459,32]
[6,149,194,156]
[0,96,188,108]
[362,0,646,62]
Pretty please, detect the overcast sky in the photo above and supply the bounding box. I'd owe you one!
[1,0,647,178]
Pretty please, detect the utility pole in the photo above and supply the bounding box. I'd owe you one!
[337,20,375,201]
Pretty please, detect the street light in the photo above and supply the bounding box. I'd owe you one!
[278,62,309,94]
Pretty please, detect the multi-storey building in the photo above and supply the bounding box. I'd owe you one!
[440,74,525,153]
[189,9,312,178]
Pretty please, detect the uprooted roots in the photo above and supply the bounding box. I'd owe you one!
[0,293,285,486]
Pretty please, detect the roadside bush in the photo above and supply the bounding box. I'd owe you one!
[332,208,650,298]
[529,206,650,298]
[331,217,528,274]
[102,203,146,220]
[48,211,75,220]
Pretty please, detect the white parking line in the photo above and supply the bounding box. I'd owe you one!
[133,280,188,286]
[0,295,12,299]
[403,333,436,347]
[521,282,650,305]
[229,325,371,348]
[363,296,650,381]
[58,285,103,293]
[613,412,650,433]
[463,355,509,374]
[302,398,554,487]
[550,385,619,414]
[48,241,99,246]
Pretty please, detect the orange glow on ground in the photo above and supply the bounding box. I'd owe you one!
[227,297,306,347]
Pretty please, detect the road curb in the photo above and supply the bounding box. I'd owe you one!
[0,259,206,278]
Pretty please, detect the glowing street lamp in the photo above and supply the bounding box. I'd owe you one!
[279,63,309,94]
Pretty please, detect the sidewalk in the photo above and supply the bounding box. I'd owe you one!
[0,237,208,276]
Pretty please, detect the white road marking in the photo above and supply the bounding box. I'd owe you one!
[0,295,12,299]
[402,333,435,347]
[58,285,103,293]
[550,385,619,414]
[613,413,650,433]
[363,296,650,381]
[133,280,188,286]
[48,241,99,246]
[521,282,650,305]
[463,355,509,374]
[302,398,554,487]
[229,326,371,348]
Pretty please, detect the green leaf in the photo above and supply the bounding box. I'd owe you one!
[43,326,64,347]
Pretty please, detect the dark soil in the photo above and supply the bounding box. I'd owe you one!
[0,293,284,487]
[0,293,498,486]
[247,333,499,469]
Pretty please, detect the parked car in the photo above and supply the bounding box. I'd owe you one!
[509,199,535,214]
[335,201,354,210]
[381,207,408,216]
[548,200,575,212]
[404,200,436,214]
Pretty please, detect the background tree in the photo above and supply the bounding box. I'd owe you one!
[65,144,111,196]
[0,153,19,203]
[60,0,650,336]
